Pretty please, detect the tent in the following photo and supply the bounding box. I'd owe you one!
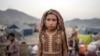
[89,28,100,34]
[7,24,33,36]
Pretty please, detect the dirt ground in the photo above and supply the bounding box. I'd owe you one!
[20,32,39,45]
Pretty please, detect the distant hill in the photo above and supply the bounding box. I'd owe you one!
[64,18,100,28]
[0,9,40,25]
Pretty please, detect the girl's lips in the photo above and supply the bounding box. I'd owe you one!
[49,26,54,28]
[48,26,54,29]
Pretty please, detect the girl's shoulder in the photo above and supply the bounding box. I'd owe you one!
[57,31,64,35]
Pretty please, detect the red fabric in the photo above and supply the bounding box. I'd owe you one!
[79,44,87,53]
[86,52,97,56]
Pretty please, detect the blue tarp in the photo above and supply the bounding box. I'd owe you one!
[7,24,33,36]
[89,28,100,34]
[79,28,100,35]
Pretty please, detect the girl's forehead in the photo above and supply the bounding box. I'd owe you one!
[46,14,56,17]
[47,12,56,15]
[46,13,58,18]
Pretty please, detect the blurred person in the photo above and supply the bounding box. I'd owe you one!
[68,27,79,56]
[6,33,19,56]
[37,9,68,56]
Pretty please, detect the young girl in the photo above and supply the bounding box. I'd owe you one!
[37,9,68,56]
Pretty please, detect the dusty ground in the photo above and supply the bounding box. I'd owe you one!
[20,32,39,45]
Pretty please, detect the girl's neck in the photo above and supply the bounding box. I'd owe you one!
[46,29,57,36]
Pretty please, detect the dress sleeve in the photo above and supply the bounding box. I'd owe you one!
[37,37,42,56]
[61,31,68,56]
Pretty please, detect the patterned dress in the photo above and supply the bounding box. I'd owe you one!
[37,31,68,56]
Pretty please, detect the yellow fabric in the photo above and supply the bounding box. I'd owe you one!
[78,34,92,44]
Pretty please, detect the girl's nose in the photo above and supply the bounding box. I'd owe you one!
[49,21,53,25]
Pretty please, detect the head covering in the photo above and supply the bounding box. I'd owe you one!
[40,9,65,32]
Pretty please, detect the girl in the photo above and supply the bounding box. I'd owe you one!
[37,9,68,56]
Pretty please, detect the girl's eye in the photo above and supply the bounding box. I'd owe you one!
[46,18,50,21]
[52,19,57,21]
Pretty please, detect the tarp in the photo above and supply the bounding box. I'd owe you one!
[78,34,92,44]
[7,24,33,36]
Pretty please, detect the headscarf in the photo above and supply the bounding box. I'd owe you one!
[40,9,65,32]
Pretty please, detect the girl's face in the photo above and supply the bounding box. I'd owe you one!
[45,14,57,30]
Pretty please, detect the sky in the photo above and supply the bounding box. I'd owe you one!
[0,0,100,21]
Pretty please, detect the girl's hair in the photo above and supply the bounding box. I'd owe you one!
[39,9,68,49]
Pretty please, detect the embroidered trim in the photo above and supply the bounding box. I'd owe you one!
[43,50,61,54]
[41,35,46,43]
[48,36,53,52]
[55,35,61,44]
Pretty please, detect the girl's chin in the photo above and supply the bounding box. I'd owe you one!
[47,28,56,30]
